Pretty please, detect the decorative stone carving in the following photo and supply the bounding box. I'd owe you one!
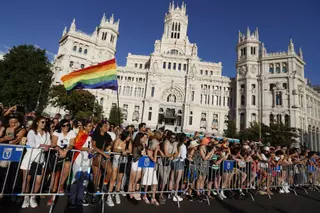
[132,106,140,122]
[251,65,257,74]
[211,114,219,130]
[154,40,161,53]
[200,113,207,129]
[161,84,184,103]
[238,66,247,76]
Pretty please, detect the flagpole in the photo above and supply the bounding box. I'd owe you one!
[92,90,98,117]
[117,87,121,127]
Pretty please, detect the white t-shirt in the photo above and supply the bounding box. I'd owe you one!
[259,153,269,168]
[53,130,77,148]
[74,136,92,167]
[108,131,116,141]
[177,144,187,161]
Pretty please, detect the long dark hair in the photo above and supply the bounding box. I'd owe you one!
[178,133,186,150]
[56,119,71,133]
[30,116,47,134]
[133,132,147,148]
[93,120,109,136]
[120,131,130,141]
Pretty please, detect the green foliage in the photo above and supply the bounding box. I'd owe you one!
[0,45,53,113]
[224,120,237,138]
[237,121,298,146]
[49,85,103,119]
[108,105,123,126]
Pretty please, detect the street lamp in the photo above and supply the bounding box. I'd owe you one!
[35,81,43,112]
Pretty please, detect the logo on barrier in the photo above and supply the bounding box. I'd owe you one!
[138,156,155,168]
[2,148,12,160]
[0,145,23,162]
[223,160,234,171]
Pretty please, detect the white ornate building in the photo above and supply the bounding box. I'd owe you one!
[49,2,320,150]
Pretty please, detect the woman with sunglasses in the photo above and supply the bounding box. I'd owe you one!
[20,116,51,208]
[47,119,76,205]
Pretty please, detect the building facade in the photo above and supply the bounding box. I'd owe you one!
[50,2,320,150]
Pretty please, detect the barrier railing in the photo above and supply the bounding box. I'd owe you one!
[0,143,319,213]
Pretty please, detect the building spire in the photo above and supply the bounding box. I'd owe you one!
[110,14,114,24]
[255,27,259,40]
[246,26,251,38]
[101,13,106,24]
[288,38,295,54]
[62,26,67,36]
[70,18,76,31]
[238,30,242,42]
[299,47,303,60]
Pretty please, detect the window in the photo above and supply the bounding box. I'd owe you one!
[183,64,187,71]
[110,35,115,43]
[270,114,274,124]
[282,63,287,73]
[151,87,155,97]
[135,63,138,68]
[163,62,166,69]
[167,94,176,103]
[285,115,290,127]
[81,64,85,69]
[269,64,274,74]
[102,32,107,40]
[251,47,256,55]
[73,46,77,51]
[148,112,152,121]
[79,47,82,53]
[191,91,195,101]
[170,49,179,55]
[276,92,282,106]
[210,71,213,75]
[276,64,280,73]
[240,113,245,130]
[168,62,171,69]
[178,63,181,71]
[200,70,203,75]
[205,70,208,75]
[84,49,88,55]
[189,111,193,125]
[251,84,256,90]
[139,64,142,69]
[270,84,275,91]
[241,95,245,105]
[240,84,245,92]
[173,63,176,70]
[223,97,225,106]
[69,61,74,67]
[252,95,256,105]
[283,83,287,89]
[277,114,282,124]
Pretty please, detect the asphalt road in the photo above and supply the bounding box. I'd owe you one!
[1,189,320,213]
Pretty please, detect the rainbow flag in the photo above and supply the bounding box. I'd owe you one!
[61,58,118,91]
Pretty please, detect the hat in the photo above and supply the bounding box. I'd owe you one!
[222,143,229,149]
[201,138,210,146]
[263,146,270,151]
[243,145,250,150]
[188,140,199,149]
[223,137,228,143]
[211,138,219,145]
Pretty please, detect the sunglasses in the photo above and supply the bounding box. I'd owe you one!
[40,121,46,124]
[62,124,70,127]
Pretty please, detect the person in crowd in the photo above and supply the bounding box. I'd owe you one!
[128,132,148,200]
[91,121,113,195]
[169,133,187,202]
[132,123,147,141]
[158,131,176,204]
[48,119,76,205]
[20,116,51,208]
[185,140,199,201]
[141,134,163,206]
[106,131,132,207]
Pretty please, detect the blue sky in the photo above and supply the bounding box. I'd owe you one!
[0,0,319,84]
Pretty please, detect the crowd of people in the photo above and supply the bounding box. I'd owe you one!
[0,104,320,209]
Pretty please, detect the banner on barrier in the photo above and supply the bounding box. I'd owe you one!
[0,145,24,162]
[223,160,234,171]
[138,156,155,168]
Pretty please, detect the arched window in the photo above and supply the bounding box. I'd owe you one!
[276,63,280,73]
[276,92,282,105]
[241,95,245,105]
[84,49,88,55]
[270,114,274,124]
[167,94,176,103]
[285,114,290,127]
[277,114,282,124]
[79,47,82,53]
[69,61,74,67]
[73,46,77,51]
[163,62,166,69]
[252,95,256,105]
[151,87,155,97]
[240,113,245,130]
[269,64,274,74]
[170,49,179,55]
[81,64,85,69]
[282,63,287,73]
[283,83,287,89]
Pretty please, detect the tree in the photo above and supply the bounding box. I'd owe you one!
[267,122,299,147]
[108,105,123,126]
[224,120,238,138]
[48,85,103,120]
[0,45,53,113]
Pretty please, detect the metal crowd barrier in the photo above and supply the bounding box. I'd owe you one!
[0,143,320,213]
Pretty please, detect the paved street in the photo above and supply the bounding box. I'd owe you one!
[1,190,320,213]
